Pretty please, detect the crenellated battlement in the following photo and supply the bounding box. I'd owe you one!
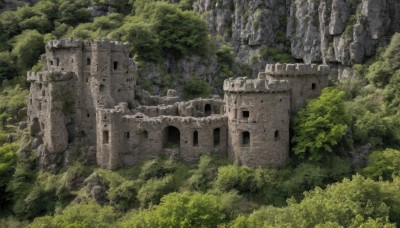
[46,38,130,52]
[223,77,289,93]
[46,38,84,49]
[264,63,330,76]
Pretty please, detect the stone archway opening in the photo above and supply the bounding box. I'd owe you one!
[163,126,180,149]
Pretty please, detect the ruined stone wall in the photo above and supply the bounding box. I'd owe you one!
[96,104,228,169]
[264,63,330,114]
[223,76,290,167]
[27,71,75,163]
[136,98,225,118]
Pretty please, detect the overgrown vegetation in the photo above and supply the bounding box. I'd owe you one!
[1,0,400,226]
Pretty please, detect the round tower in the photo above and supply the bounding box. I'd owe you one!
[223,74,290,167]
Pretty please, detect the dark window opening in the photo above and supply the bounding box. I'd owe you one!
[163,126,180,149]
[125,131,130,139]
[30,99,32,105]
[242,131,250,146]
[274,130,280,141]
[38,102,41,111]
[99,84,105,92]
[86,78,89,83]
[242,111,249,118]
[103,130,109,144]
[71,59,74,63]
[42,90,45,96]
[193,131,199,146]
[113,61,118,70]
[143,130,148,139]
[87,113,90,117]
[204,104,212,116]
[49,60,53,66]
[56,58,60,66]
[214,128,220,146]
[311,83,316,90]
[87,58,91,65]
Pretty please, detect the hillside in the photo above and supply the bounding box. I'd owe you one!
[0,0,400,227]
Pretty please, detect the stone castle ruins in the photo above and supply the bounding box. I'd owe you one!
[27,38,330,169]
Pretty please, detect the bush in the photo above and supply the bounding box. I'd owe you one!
[120,192,226,227]
[363,149,400,181]
[11,30,44,72]
[30,202,117,228]
[137,175,175,207]
[183,75,212,100]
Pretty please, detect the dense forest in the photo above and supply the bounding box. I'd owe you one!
[0,0,400,227]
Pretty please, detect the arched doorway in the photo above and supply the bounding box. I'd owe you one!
[163,126,180,149]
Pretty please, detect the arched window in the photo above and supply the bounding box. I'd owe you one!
[163,126,180,148]
[113,61,118,70]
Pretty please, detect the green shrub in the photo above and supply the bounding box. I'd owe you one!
[30,202,117,228]
[363,149,400,181]
[11,29,44,72]
[120,192,226,227]
[183,75,212,100]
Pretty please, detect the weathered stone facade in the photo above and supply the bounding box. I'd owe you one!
[27,38,329,170]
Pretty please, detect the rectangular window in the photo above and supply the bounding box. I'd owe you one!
[103,130,109,144]
[242,131,250,146]
[124,131,130,139]
[214,128,220,146]
[242,111,249,119]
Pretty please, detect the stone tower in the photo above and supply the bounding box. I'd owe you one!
[27,38,136,167]
[223,74,290,167]
[263,63,330,114]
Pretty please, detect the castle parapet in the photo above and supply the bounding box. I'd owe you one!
[265,63,330,76]
[46,38,130,52]
[223,77,289,93]
[46,38,84,49]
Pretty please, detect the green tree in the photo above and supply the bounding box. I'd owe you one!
[0,143,18,211]
[183,75,212,100]
[292,88,351,161]
[230,175,400,227]
[30,202,117,228]
[363,149,400,181]
[120,192,226,227]
[11,30,44,72]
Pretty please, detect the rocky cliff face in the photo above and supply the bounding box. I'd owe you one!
[288,0,399,66]
[191,0,399,78]
[194,0,288,64]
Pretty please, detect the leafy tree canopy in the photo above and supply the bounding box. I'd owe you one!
[292,87,351,161]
